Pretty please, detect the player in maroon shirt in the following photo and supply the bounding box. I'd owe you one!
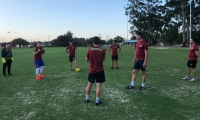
[84,36,106,106]
[66,41,77,71]
[109,40,121,69]
[33,41,45,80]
[127,32,148,90]
[182,38,199,81]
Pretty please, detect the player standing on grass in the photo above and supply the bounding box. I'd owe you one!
[182,38,199,81]
[1,43,14,77]
[85,36,106,106]
[66,41,77,71]
[109,40,121,69]
[127,32,148,90]
[34,41,45,80]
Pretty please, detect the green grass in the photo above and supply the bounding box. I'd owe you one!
[0,46,200,120]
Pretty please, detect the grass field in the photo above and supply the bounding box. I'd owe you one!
[0,46,200,120]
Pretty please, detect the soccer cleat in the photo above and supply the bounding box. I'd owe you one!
[3,74,6,77]
[96,101,102,106]
[182,77,189,80]
[39,74,45,79]
[139,86,145,90]
[111,67,113,69]
[84,99,90,103]
[126,85,134,89]
[71,69,73,71]
[189,78,196,82]
[36,76,41,80]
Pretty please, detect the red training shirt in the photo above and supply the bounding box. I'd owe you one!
[34,46,44,60]
[188,44,199,60]
[135,40,148,60]
[86,46,106,74]
[66,45,76,56]
[109,45,120,56]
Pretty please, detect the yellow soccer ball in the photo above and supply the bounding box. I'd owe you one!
[76,67,80,72]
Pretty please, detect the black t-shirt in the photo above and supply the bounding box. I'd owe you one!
[1,48,13,58]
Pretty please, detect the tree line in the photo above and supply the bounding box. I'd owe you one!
[2,31,126,47]
[125,0,200,46]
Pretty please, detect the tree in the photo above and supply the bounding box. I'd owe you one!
[53,31,73,46]
[165,0,200,46]
[125,0,166,44]
[11,38,29,46]
[114,36,124,43]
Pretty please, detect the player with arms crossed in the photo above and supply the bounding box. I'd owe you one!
[127,32,148,90]
[85,36,106,106]
[66,41,77,71]
[109,40,121,69]
[182,38,199,81]
[34,41,45,80]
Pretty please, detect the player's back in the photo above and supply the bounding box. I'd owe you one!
[88,47,105,73]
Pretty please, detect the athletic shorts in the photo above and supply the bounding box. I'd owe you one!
[69,56,76,62]
[88,71,105,83]
[133,60,145,71]
[187,60,197,68]
[112,55,118,60]
[34,60,45,68]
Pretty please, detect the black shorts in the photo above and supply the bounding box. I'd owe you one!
[88,71,105,83]
[187,60,197,68]
[112,55,118,60]
[69,56,76,62]
[133,60,146,71]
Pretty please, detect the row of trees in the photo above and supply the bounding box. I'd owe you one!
[4,31,126,47]
[125,0,200,46]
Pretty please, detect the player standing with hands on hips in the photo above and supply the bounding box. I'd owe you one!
[34,41,45,81]
[109,40,121,69]
[1,43,14,77]
[127,32,148,90]
[66,41,77,71]
[84,36,106,106]
[182,38,199,81]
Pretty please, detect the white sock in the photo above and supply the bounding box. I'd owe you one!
[40,66,45,73]
[36,68,40,76]
[86,95,89,100]
[96,98,100,103]
[131,81,135,86]
[141,83,145,87]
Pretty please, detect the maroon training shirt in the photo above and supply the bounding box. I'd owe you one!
[66,45,76,56]
[188,44,199,60]
[86,46,106,74]
[34,46,44,60]
[135,40,148,60]
[109,45,120,56]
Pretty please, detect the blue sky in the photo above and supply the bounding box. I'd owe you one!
[0,0,132,42]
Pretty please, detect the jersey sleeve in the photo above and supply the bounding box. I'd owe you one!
[194,46,199,51]
[86,48,90,58]
[144,42,148,50]
[34,47,37,52]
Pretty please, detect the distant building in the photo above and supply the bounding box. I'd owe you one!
[72,38,85,42]
[122,40,137,46]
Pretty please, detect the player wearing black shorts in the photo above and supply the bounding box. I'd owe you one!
[85,36,106,106]
[66,41,77,71]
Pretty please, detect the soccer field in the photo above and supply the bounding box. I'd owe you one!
[0,46,200,120]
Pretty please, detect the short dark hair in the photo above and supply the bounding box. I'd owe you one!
[37,41,41,43]
[92,36,100,45]
[136,32,143,38]
[191,38,196,43]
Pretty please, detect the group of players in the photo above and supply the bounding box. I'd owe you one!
[1,31,198,106]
